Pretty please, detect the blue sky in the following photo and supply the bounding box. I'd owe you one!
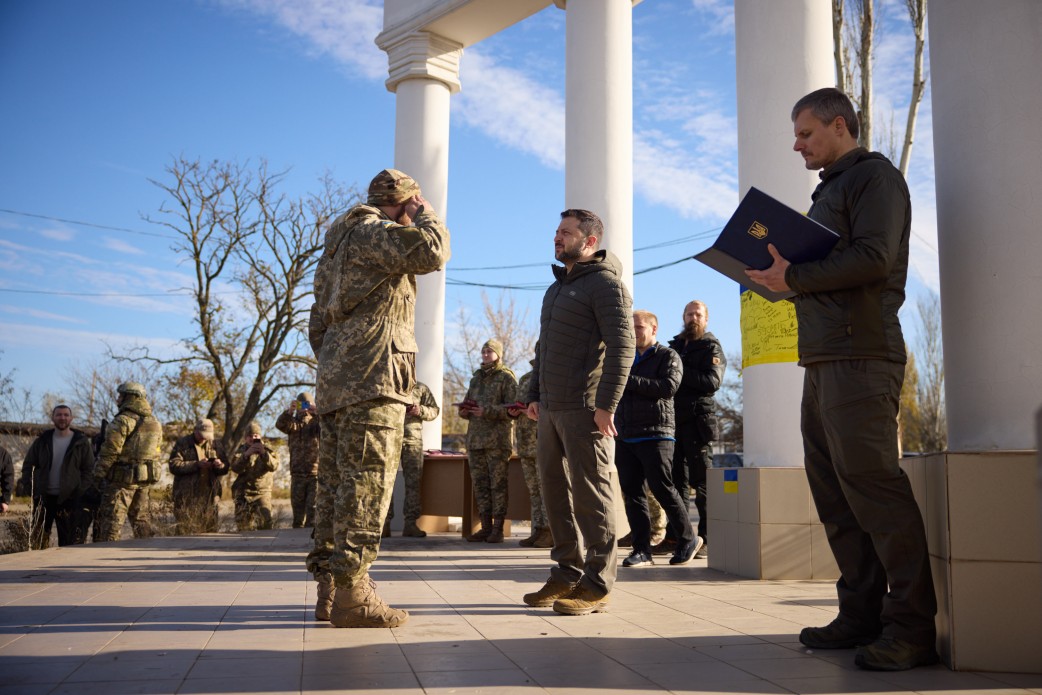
[0,0,938,420]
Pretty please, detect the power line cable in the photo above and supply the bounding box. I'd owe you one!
[0,208,177,240]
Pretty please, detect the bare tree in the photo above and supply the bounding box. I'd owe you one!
[0,351,37,427]
[911,292,946,452]
[120,157,358,452]
[60,358,163,426]
[898,0,928,177]
[715,351,744,453]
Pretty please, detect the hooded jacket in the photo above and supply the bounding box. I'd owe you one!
[527,250,635,412]
[19,429,94,503]
[785,148,909,364]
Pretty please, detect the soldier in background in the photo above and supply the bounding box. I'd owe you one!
[230,422,279,531]
[306,168,449,628]
[384,381,439,538]
[168,418,228,534]
[275,393,320,528]
[459,339,517,544]
[92,383,164,542]
[509,361,551,548]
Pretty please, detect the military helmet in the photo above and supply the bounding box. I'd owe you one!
[367,168,420,206]
[117,381,147,398]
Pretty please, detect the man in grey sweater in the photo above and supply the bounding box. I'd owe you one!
[522,208,635,616]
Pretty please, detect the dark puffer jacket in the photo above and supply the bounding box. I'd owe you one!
[669,332,726,422]
[527,250,635,412]
[785,148,909,365]
[615,343,682,440]
[19,429,94,503]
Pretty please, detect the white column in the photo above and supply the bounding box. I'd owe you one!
[381,31,463,449]
[734,0,833,467]
[556,0,635,291]
[929,1,1042,451]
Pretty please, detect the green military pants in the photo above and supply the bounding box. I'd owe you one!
[307,398,404,588]
[802,359,937,646]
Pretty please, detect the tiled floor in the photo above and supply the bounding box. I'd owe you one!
[1,529,1039,695]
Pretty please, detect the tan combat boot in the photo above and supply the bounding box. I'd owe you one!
[518,525,540,547]
[486,517,505,543]
[522,578,578,607]
[329,575,408,628]
[468,514,493,542]
[532,526,554,548]
[315,572,336,621]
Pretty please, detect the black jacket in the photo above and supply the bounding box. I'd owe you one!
[785,148,909,364]
[0,446,13,505]
[18,429,95,503]
[615,343,682,440]
[669,331,726,421]
[528,250,635,412]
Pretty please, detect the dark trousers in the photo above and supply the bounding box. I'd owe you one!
[803,359,937,646]
[30,494,79,548]
[616,439,693,553]
[672,417,711,541]
[537,408,617,595]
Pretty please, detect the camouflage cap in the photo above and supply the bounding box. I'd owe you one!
[246,421,263,437]
[482,339,504,361]
[194,418,215,440]
[367,169,420,206]
[117,381,147,398]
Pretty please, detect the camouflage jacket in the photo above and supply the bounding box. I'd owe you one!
[463,362,517,451]
[404,381,439,444]
[168,434,228,501]
[94,394,162,484]
[274,409,320,477]
[309,203,450,414]
[230,444,279,498]
[514,371,536,458]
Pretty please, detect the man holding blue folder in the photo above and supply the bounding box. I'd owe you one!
[746,87,937,672]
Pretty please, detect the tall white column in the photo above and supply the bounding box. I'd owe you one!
[555,0,635,290]
[929,1,1042,451]
[734,0,833,467]
[381,31,462,449]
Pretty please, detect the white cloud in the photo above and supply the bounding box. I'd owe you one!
[690,0,734,37]
[219,0,386,80]
[38,226,76,242]
[0,305,87,324]
[103,237,146,255]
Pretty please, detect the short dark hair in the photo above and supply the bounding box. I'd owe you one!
[791,87,860,140]
[52,404,71,415]
[560,209,603,242]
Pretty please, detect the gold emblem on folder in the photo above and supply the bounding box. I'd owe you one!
[747,221,767,239]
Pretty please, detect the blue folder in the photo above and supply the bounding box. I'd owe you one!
[695,186,840,302]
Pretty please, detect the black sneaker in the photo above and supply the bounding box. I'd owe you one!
[622,550,654,567]
[650,538,677,556]
[855,636,939,671]
[669,537,703,565]
[799,618,881,649]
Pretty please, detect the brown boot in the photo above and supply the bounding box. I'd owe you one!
[329,575,408,628]
[402,520,426,538]
[518,525,540,547]
[315,572,336,621]
[486,517,505,543]
[532,526,554,548]
[468,514,493,542]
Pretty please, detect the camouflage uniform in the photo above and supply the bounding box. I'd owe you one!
[463,359,517,519]
[93,387,164,543]
[168,433,228,534]
[514,371,548,529]
[230,432,280,531]
[275,399,320,528]
[305,187,450,590]
[388,381,439,525]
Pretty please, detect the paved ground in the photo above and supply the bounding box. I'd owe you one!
[1,528,1039,695]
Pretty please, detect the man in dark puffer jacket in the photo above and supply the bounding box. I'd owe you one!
[522,208,635,617]
[615,310,699,569]
[746,87,936,672]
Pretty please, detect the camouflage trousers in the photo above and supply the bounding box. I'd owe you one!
[647,487,667,537]
[96,484,153,542]
[306,398,404,589]
[234,493,273,531]
[290,475,317,528]
[519,455,548,528]
[468,447,510,518]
